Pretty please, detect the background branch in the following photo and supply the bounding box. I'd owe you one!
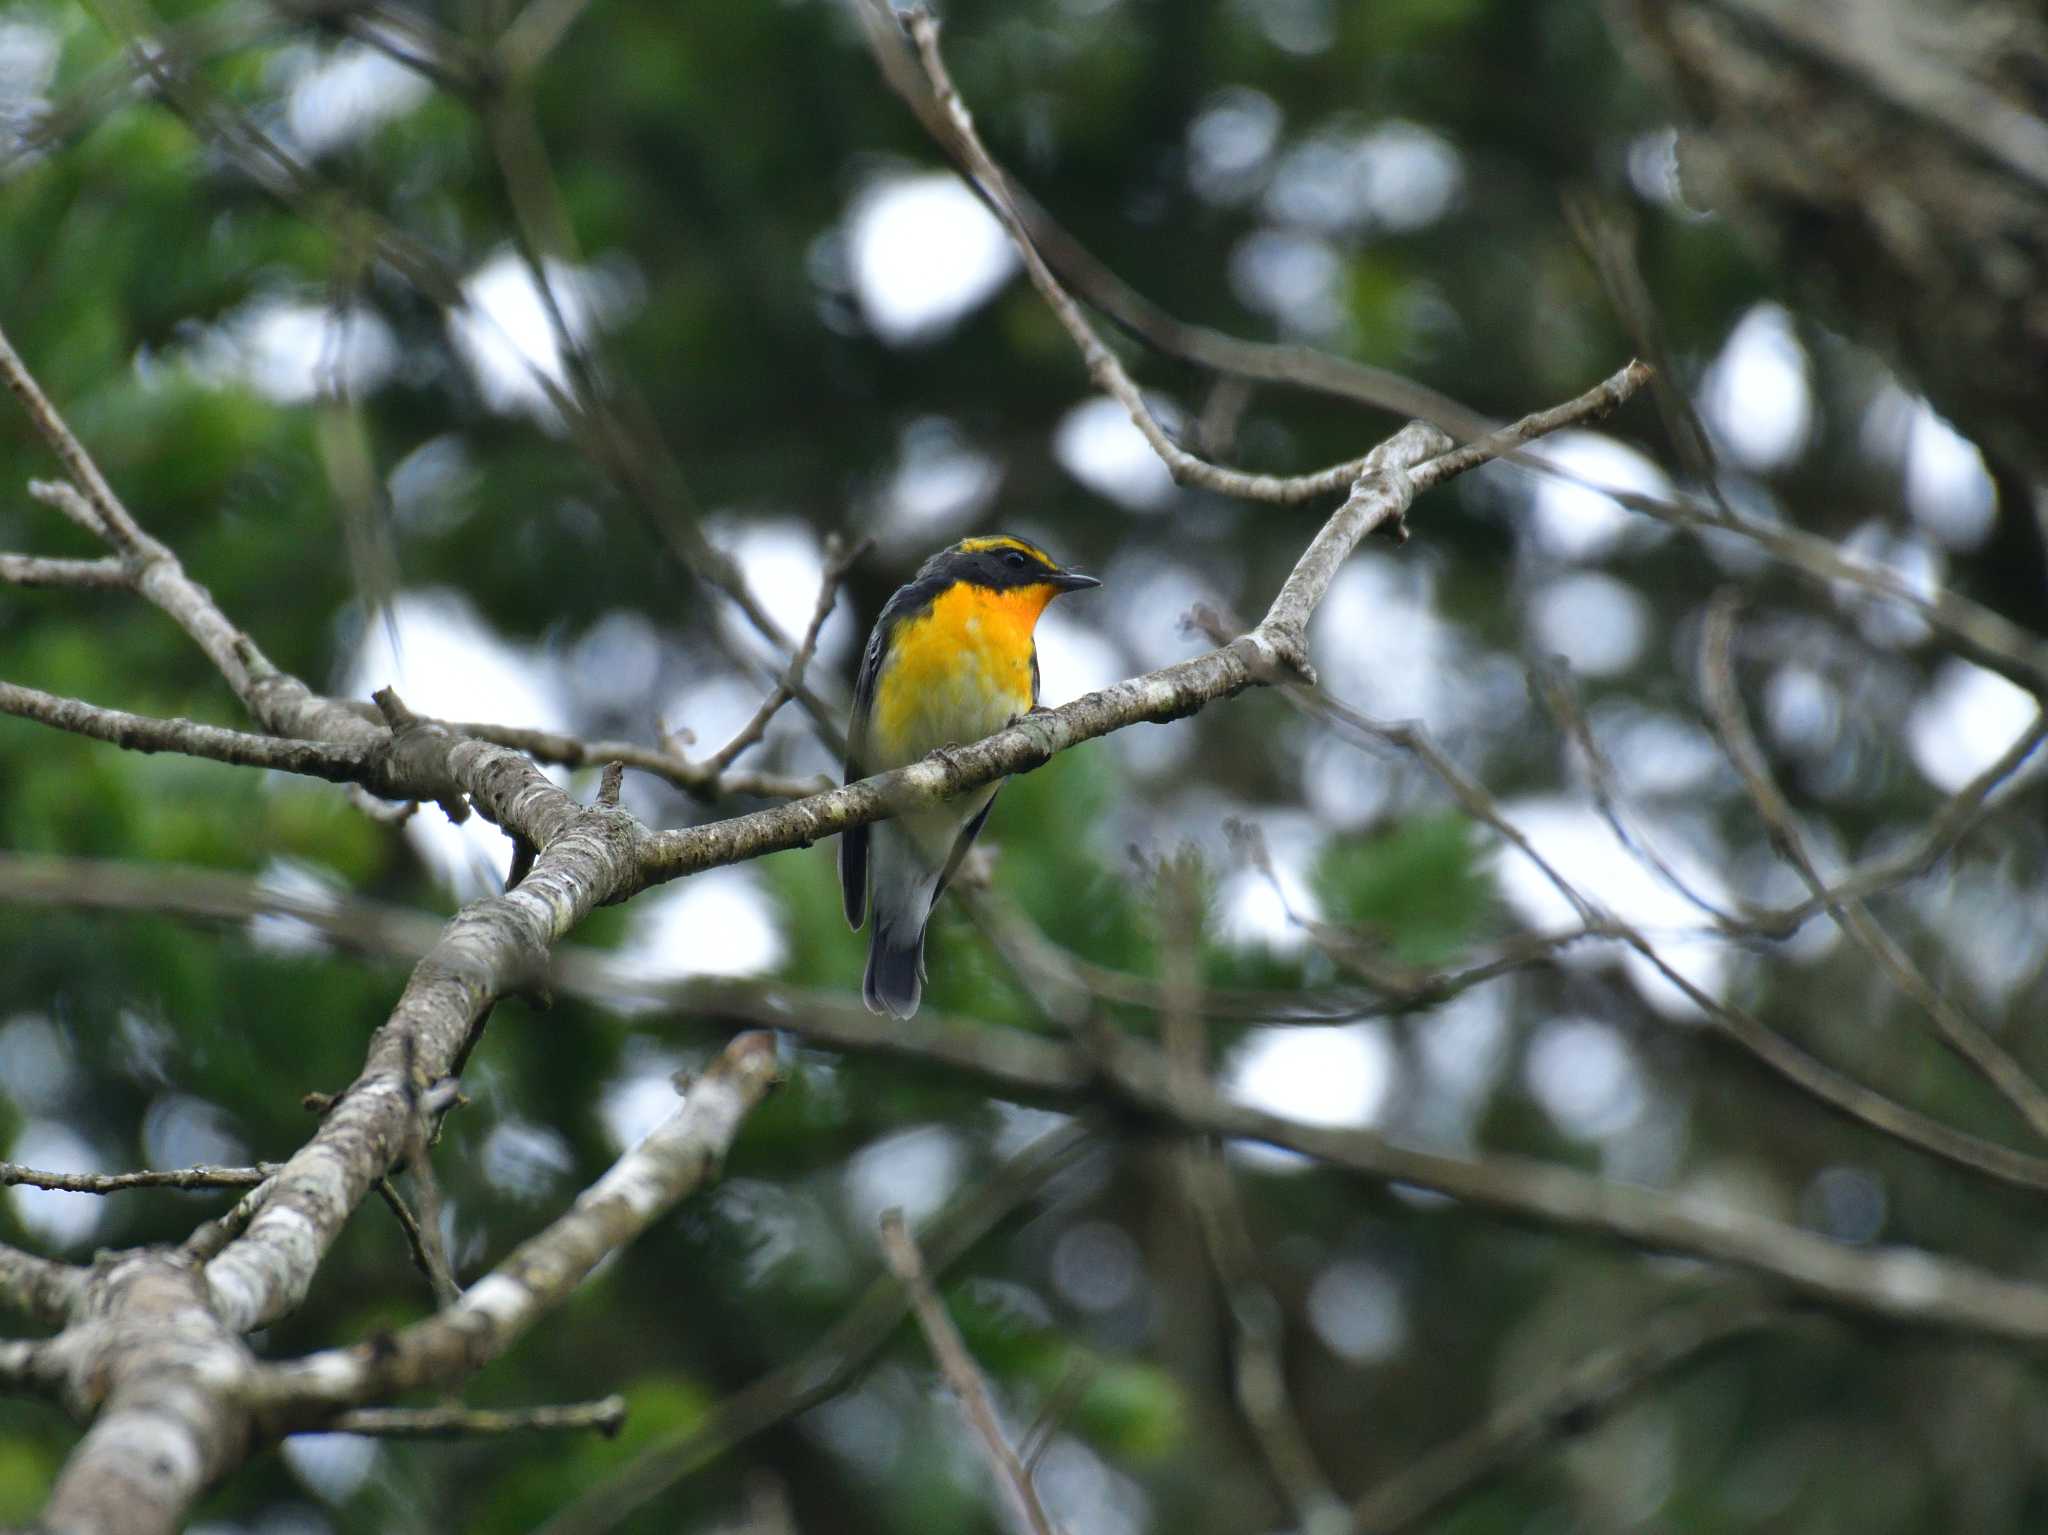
[879,1209,1060,1535]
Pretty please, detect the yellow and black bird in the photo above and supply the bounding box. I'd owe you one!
[841,535,1101,1018]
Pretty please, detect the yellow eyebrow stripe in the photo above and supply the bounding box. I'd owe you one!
[957,535,1053,563]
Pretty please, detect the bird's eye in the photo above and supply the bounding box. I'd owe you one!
[1002,550,1029,570]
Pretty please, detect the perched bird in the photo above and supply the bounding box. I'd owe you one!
[841,535,1101,1018]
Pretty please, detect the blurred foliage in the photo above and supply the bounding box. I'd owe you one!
[3,0,2047,1531]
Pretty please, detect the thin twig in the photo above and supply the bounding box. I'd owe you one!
[1,1160,273,1193]
[183,1172,281,1264]
[1529,659,1744,926]
[376,1176,461,1308]
[440,717,831,801]
[329,1395,628,1439]
[0,329,148,552]
[1700,592,2048,1145]
[1286,676,2048,1193]
[854,0,1494,444]
[1155,851,1345,1531]
[879,1209,1060,1535]
[530,1120,1094,1535]
[1745,710,2048,937]
[706,535,868,773]
[0,552,132,589]
[1348,1289,1782,1534]
[888,6,1450,508]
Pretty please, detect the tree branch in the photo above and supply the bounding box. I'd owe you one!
[1268,677,2048,1194]
[1700,592,2048,1144]
[1347,1289,1781,1534]
[879,1209,1060,1535]
[0,680,390,785]
[0,1242,86,1329]
[1,1161,271,1194]
[0,552,131,589]
[327,1394,627,1439]
[878,2,1488,510]
[534,1122,1093,1535]
[253,1032,779,1423]
[1155,853,1344,1532]
[705,534,865,773]
[441,717,831,802]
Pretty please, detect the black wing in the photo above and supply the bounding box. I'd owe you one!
[840,615,889,929]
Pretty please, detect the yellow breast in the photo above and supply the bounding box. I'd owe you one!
[869,581,1051,769]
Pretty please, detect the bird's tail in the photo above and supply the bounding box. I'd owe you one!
[863,914,927,1020]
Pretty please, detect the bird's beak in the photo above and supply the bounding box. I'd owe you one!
[1049,567,1102,592]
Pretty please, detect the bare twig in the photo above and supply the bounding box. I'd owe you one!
[1018,1360,1100,1476]
[182,1173,280,1264]
[1,1161,272,1194]
[1155,852,1345,1532]
[1745,709,2048,938]
[0,552,131,589]
[328,1394,628,1439]
[877,3,1499,507]
[1348,1289,1782,1534]
[1700,592,2048,1144]
[533,1121,1095,1535]
[705,535,867,773]
[1264,673,2048,1192]
[439,717,832,801]
[0,331,148,553]
[879,1209,1060,1535]
[375,1176,461,1309]
[1528,660,1743,925]
[854,0,1494,444]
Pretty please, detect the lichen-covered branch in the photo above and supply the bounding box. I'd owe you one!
[0,680,386,786]
[1,1161,271,1194]
[326,1394,628,1438]
[0,1241,86,1329]
[253,1033,778,1422]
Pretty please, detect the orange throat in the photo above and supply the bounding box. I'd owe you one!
[870,580,1058,765]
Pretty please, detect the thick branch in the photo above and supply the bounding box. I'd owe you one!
[200,779,644,1335]
[252,1032,779,1422]
[0,1242,86,1329]
[39,1253,257,1535]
